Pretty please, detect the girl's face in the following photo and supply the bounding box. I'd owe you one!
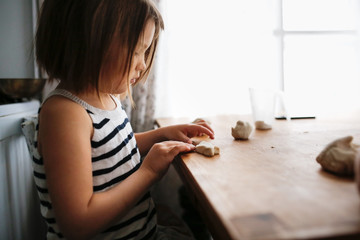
[115,19,156,94]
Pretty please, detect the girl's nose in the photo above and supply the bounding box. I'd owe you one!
[137,58,146,71]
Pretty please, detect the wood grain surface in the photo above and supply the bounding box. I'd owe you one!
[156,115,360,240]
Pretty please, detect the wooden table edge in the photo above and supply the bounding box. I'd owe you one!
[173,155,234,240]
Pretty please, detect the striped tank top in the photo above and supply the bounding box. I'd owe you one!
[32,89,157,239]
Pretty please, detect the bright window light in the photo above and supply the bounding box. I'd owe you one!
[155,0,360,119]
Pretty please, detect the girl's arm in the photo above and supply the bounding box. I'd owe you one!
[39,97,194,239]
[135,122,215,155]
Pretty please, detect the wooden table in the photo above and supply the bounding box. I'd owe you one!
[156,115,360,240]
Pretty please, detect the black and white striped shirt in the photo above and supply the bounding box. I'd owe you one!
[32,89,157,239]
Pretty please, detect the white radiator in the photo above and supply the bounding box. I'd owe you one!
[0,101,46,240]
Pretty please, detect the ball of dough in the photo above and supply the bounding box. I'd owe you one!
[255,120,272,130]
[195,141,220,157]
[316,136,359,176]
[191,139,201,146]
[192,118,211,125]
[231,120,253,140]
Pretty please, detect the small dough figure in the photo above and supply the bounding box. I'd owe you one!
[316,136,359,176]
[231,120,253,140]
[195,141,220,157]
[255,120,272,130]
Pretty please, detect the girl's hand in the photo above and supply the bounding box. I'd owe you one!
[135,120,214,155]
[162,123,215,144]
[140,141,195,181]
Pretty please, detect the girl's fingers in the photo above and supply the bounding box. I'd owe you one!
[167,141,195,156]
[196,125,215,139]
[177,133,192,144]
[191,122,215,138]
[197,122,214,133]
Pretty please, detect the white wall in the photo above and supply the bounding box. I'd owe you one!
[0,0,35,78]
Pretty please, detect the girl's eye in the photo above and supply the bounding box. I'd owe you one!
[145,49,150,59]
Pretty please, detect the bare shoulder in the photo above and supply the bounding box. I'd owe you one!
[38,95,93,155]
[40,95,92,129]
[40,95,89,121]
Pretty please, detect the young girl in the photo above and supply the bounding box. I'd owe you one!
[33,0,214,239]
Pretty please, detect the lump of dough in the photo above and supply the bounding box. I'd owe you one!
[192,118,211,125]
[255,120,272,130]
[195,141,220,157]
[316,136,359,176]
[231,120,253,140]
[191,139,201,146]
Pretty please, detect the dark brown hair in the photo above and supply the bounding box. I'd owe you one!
[35,0,164,96]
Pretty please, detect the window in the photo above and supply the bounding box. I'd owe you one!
[280,0,360,118]
[155,0,360,119]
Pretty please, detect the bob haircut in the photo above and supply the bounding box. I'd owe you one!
[35,0,164,98]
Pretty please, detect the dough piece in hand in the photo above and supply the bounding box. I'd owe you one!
[195,141,220,157]
[231,120,253,140]
[316,136,359,176]
[255,121,272,130]
[191,139,201,146]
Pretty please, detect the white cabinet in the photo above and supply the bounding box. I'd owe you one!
[0,101,46,240]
